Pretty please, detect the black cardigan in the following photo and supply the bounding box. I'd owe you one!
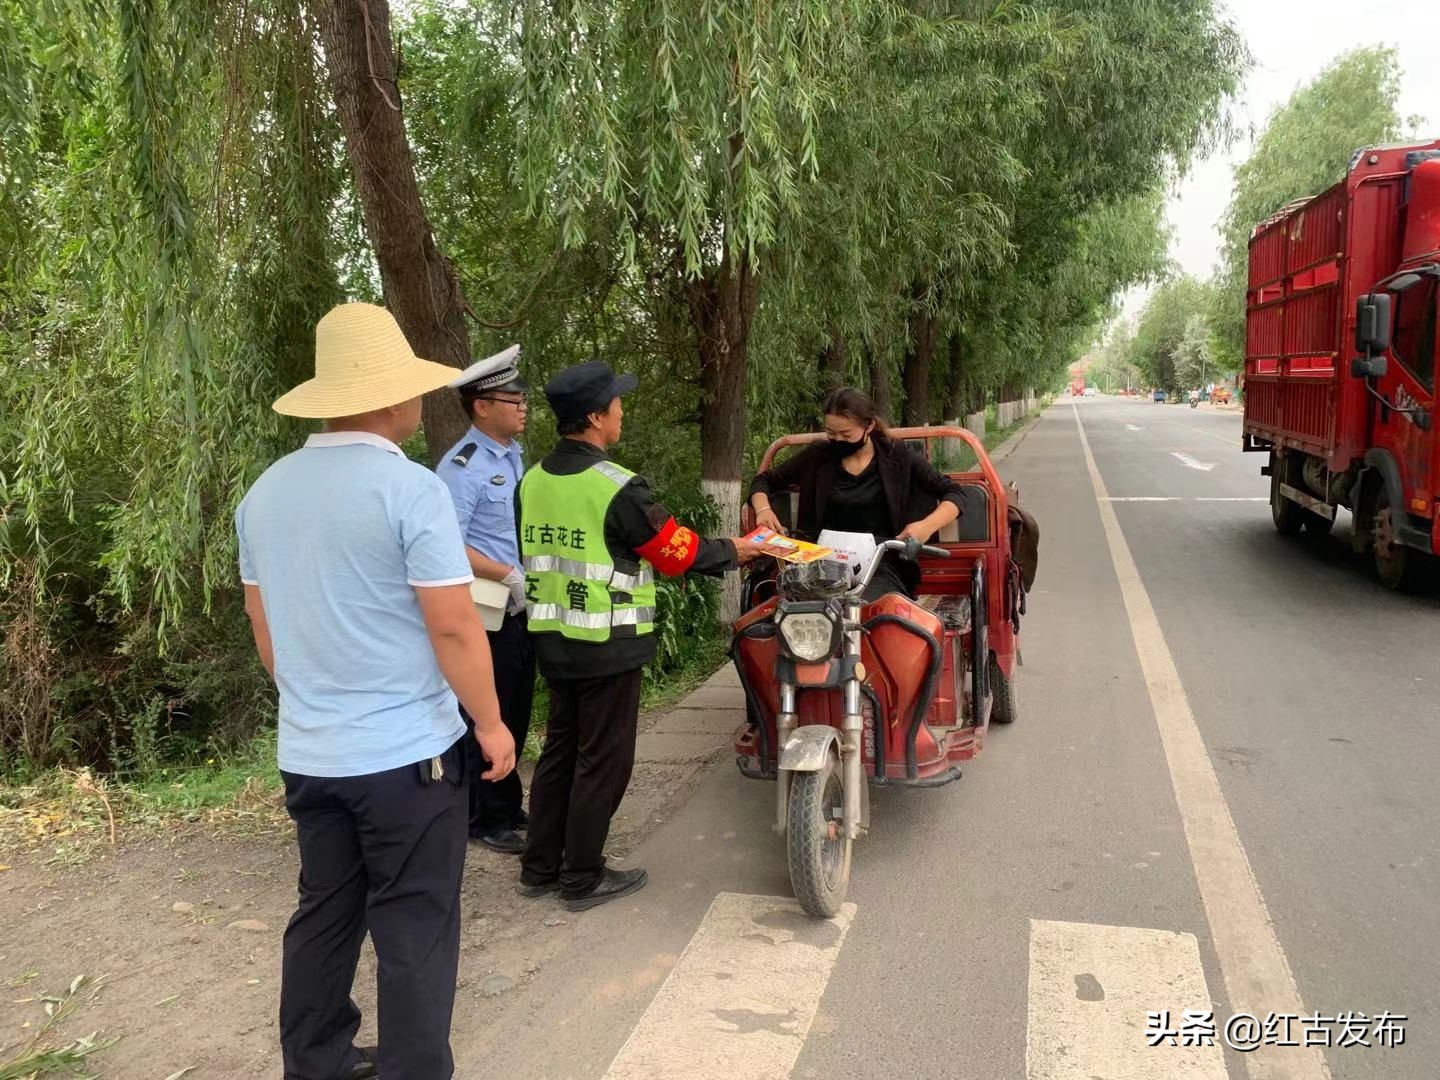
[749,435,967,591]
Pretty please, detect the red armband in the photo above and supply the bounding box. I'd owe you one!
[636,517,700,576]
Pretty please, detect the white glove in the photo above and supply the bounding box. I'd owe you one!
[502,567,527,614]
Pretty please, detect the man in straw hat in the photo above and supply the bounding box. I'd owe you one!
[236,302,515,1079]
[435,345,535,854]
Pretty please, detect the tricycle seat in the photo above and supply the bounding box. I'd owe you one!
[939,483,989,543]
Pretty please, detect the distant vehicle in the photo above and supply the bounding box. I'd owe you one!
[1083,386,1097,397]
[1212,387,1233,405]
[1070,376,1085,396]
[1152,389,1166,403]
[1243,138,1440,590]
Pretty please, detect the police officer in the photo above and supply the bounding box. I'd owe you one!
[515,361,760,911]
[436,345,535,854]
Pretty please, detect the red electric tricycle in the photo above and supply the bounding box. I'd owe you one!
[730,426,1025,916]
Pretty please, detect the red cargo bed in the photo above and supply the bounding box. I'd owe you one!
[1243,144,1424,470]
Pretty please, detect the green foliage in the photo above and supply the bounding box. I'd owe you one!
[1174,314,1215,390]
[2,0,1247,776]
[1,2,342,770]
[1212,46,1410,358]
[1123,276,1219,392]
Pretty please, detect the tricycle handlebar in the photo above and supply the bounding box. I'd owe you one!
[854,538,950,595]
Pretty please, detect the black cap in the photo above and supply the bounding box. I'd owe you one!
[544,360,638,422]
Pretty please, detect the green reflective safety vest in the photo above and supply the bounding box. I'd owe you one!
[519,459,657,643]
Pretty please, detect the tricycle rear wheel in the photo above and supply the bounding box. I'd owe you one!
[989,655,1017,724]
[786,759,851,918]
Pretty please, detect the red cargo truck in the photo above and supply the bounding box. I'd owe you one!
[1070,376,1085,397]
[1243,139,1440,589]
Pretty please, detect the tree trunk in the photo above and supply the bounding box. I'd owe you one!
[868,348,894,419]
[902,282,940,425]
[945,333,967,419]
[687,242,759,621]
[314,0,470,463]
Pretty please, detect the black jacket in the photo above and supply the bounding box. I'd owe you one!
[748,434,967,594]
[516,439,737,680]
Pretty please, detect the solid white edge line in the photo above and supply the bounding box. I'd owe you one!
[1072,404,1331,1080]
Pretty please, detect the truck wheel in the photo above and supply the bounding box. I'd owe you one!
[786,759,851,918]
[989,655,1017,724]
[1372,494,1436,592]
[1270,459,1304,535]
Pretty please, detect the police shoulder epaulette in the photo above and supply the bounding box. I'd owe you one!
[451,442,478,467]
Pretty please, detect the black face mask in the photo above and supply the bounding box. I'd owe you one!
[826,429,870,458]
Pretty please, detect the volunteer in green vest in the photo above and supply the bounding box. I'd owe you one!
[516,360,760,911]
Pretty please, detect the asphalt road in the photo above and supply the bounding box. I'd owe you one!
[486,397,1438,1080]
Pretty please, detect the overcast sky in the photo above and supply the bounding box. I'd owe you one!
[1119,0,1440,321]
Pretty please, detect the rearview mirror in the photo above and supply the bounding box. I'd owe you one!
[1351,354,1389,379]
[1354,293,1392,354]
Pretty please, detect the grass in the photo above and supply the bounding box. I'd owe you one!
[1,630,733,859]
[0,974,117,1079]
[0,733,285,860]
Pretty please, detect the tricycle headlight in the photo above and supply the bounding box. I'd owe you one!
[779,611,836,662]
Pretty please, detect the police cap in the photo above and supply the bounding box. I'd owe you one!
[544,360,638,422]
[448,344,528,394]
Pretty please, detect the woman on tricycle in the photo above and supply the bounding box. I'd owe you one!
[731,393,1034,917]
[746,387,968,600]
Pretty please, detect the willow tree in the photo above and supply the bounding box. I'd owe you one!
[1128,276,1217,392]
[512,0,864,533]
[1,1,352,764]
[902,0,1245,420]
[309,0,479,459]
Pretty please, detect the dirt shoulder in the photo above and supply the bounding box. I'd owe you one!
[0,670,745,1077]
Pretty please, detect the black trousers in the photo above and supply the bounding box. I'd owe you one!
[520,667,644,896]
[279,739,467,1080]
[461,609,536,835]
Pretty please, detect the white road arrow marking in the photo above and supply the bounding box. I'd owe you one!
[1170,452,1215,472]
[1125,423,1143,431]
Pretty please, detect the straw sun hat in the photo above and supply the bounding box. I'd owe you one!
[272,302,460,418]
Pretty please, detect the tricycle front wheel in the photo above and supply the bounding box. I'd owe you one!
[786,759,851,918]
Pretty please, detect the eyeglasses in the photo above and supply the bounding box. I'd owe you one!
[481,394,528,408]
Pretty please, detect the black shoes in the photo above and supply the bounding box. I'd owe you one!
[517,878,560,897]
[562,867,648,912]
[474,828,526,854]
[345,1046,378,1079]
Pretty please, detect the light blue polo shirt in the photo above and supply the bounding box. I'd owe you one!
[235,432,471,777]
[435,426,524,569]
